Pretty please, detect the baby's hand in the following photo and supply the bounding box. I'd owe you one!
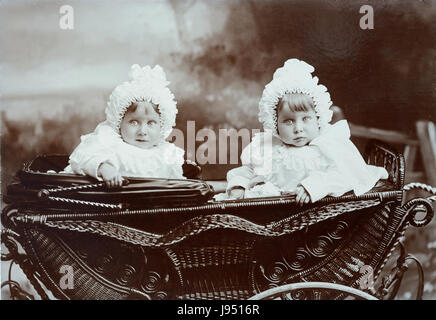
[228,187,245,200]
[98,162,124,188]
[295,185,311,206]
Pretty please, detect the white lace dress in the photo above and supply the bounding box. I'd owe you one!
[217,120,388,201]
[63,121,185,180]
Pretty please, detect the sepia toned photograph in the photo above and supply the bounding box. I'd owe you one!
[1,0,436,305]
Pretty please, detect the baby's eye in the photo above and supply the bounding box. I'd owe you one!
[303,116,311,121]
[284,119,294,125]
[148,120,157,125]
[129,120,139,125]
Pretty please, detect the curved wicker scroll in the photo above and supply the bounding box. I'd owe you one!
[2,141,435,300]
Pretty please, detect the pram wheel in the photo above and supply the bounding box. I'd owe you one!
[248,282,377,300]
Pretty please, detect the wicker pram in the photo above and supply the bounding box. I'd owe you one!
[1,140,435,300]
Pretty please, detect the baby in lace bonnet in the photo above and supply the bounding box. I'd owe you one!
[217,58,388,205]
[63,64,185,187]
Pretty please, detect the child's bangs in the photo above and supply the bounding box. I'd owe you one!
[125,101,160,116]
[278,93,314,113]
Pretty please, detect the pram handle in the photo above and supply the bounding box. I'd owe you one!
[37,179,130,199]
[36,180,130,210]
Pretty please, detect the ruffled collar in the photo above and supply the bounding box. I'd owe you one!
[256,119,350,150]
[95,120,174,156]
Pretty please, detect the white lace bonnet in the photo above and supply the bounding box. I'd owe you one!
[258,58,333,136]
[105,64,178,140]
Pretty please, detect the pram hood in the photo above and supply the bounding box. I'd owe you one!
[4,155,214,210]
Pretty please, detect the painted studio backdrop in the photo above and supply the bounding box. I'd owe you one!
[1,0,436,300]
[2,0,436,183]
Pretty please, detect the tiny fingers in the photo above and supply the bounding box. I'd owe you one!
[295,194,302,206]
[105,176,122,189]
[296,187,310,206]
[115,176,123,188]
[295,188,303,205]
[111,178,117,188]
[105,179,113,188]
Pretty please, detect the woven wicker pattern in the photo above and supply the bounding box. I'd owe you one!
[244,203,389,299]
[6,141,433,300]
[38,199,381,248]
[165,234,256,300]
[22,227,132,300]
[13,198,383,300]
[298,205,392,299]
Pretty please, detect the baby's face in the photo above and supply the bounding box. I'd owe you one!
[120,101,161,149]
[277,105,320,147]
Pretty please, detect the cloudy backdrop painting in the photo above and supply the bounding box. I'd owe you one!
[2,0,435,182]
[1,0,436,299]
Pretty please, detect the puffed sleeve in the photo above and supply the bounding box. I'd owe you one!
[226,166,254,191]
[301,120,388,202]
[161,143,186,179]
[300,168,353,202]
[66,121,121,180]
[226,132,273,192]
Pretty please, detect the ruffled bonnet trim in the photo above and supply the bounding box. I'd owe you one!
[258,58,333,137]
[105,64,178,140]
